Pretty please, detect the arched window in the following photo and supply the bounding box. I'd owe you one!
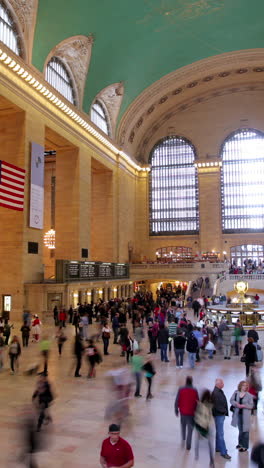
[149,136,199,235]
[231,244,264,268]
[45,57,76,105]
[221,129,264,232]
[91,101,110,135]
[0,1,21,55]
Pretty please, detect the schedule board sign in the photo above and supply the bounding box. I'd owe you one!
[56,260,129,282]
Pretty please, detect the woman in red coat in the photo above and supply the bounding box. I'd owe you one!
[58,308,67,327]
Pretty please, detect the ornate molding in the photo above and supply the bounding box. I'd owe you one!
[95,82,124,137]
[136,84,264,161]
[117,49,264,149]
[45,35,94,109]
[9,0,35,32]
[8,0,38,61]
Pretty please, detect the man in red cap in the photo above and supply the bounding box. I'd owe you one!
[100,424,134,468]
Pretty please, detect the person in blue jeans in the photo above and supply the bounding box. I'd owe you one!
[186,332,198,369]
[173,330,186,368]
[212,378,231,460]
[158,324,169,362]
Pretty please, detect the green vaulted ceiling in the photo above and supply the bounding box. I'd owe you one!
[33,0,264,119]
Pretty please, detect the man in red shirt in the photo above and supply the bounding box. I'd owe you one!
[100,424,134,468]
[175,376,199,450]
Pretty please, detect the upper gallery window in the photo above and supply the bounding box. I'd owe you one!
[0,1,21,55]
[149,136,199,235]
[45,57,76,105]
[221,129,264,232]
[91,100,110,135]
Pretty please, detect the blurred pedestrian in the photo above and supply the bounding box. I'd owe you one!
[32,315,41,343]
[39,335,51,376]
[9,335,21,374]
[56,327,67,355]
[21,321,30,347]
[102,321,111,355]
[3,319,13,345]
[86,338,102,378]
[131,349,143,397]
[32,375,54,432]
[194,389,215,467]
[175,376,199,450]
[243,337,257,376]
[142,356,156,400]
[74,333,83,377]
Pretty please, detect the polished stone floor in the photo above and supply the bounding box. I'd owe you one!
[1,317,263,467]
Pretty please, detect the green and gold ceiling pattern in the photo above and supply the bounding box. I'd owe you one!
[33,0,264,118]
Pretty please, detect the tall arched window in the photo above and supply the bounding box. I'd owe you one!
[149,136,199,235]
[45,57,76,105]
[221,129,264,232]
[91,101,110,135]
[0,1,21,55]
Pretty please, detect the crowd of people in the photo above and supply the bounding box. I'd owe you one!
[229,258,264,274]
[1,290,264,467]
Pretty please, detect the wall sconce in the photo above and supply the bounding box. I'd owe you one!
[44,229,56,249]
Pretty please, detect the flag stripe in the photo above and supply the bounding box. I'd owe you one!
[0,160,25,212]
[1,174,24,186]
[0,183,24,195]
[0,201,23,211]
[1,167,25,181]
[0,189,24,201]
[2,161,26,173]
[0,193,24,204]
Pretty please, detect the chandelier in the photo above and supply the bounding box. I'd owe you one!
[44,229,56,249]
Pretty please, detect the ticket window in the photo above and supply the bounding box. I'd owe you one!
[2,295,11,319]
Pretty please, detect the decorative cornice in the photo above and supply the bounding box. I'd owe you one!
[117,49,264,150]
[45,35,94,109]
[135,84,264,160]
[0,43,150,175]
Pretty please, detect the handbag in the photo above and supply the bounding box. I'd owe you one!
[230,392,237,412]
[240,355,246,362]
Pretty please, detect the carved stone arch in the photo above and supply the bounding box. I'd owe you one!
[3,0,38,62]
[44,35,94,110]
[93,82,124,138]
[117,49,264,157]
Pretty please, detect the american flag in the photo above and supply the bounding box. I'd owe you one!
[0,160,26,211]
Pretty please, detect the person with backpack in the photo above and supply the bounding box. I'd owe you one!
[194,389,215,467]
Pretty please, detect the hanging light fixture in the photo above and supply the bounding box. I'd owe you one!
[44,229,56,249]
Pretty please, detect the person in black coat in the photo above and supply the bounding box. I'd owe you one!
[186,332,198,369]
[243,337,257,376]
[158,324,169,362]
[74,333,83,377]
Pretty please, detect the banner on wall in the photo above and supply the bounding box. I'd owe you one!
[29,142,44,229]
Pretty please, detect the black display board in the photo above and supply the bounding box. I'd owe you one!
[56,260,129,282]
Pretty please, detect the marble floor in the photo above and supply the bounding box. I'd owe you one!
[0,318,263,467]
